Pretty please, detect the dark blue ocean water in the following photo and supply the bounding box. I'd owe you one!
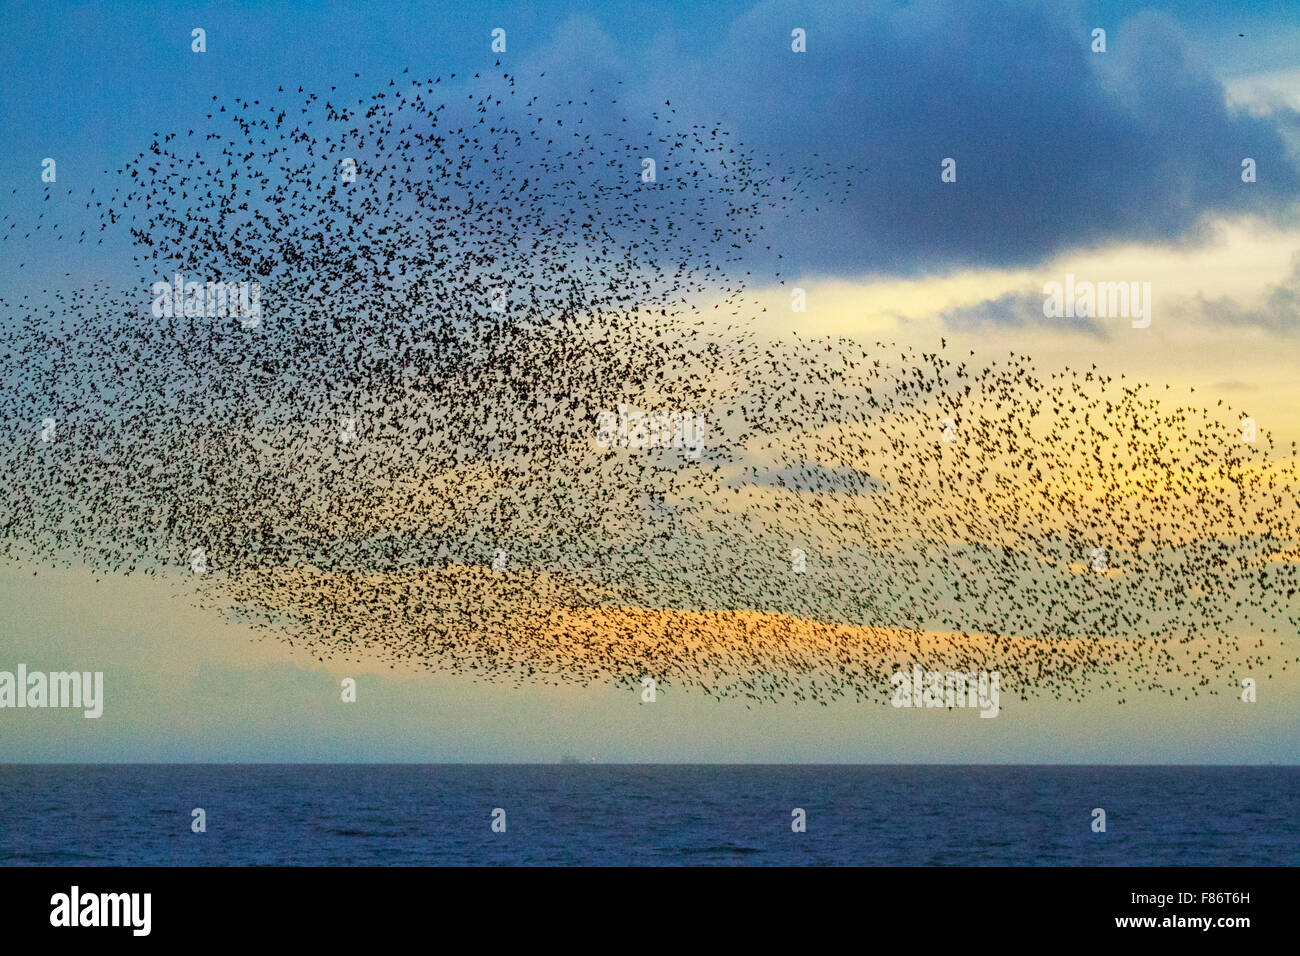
[1,765,1295,866]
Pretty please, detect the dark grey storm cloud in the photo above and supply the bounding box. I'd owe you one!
[633,0,1300,279]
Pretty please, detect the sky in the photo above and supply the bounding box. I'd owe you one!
[0,0,1297,762]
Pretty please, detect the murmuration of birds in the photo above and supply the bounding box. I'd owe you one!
[2,70,1296,706]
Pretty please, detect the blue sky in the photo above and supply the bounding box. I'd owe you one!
[4,0,1300,283]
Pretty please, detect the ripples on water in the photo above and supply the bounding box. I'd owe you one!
[1,765,1295,866]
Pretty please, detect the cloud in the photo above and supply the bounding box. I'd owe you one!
[1186,249,1300,331]
[936,288,1109,337]
[624,0,1300,278]
[733,461,884,494]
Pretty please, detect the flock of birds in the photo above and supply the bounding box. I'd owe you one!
[1,69,1296,705]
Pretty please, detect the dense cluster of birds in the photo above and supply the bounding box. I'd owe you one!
[1,70,1296,705]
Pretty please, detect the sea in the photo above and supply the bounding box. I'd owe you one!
[1,765,1295,866]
